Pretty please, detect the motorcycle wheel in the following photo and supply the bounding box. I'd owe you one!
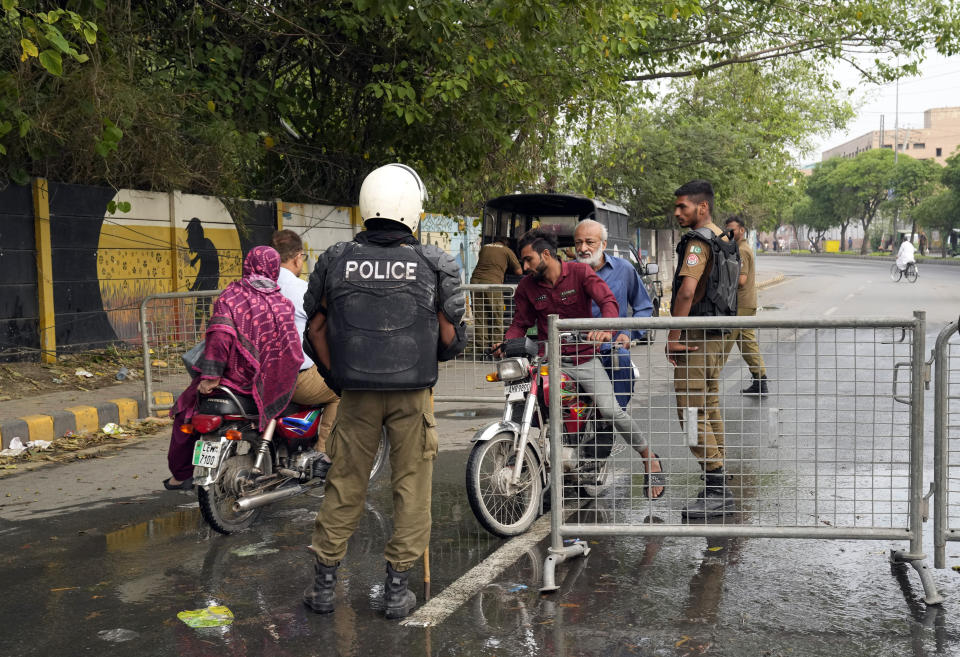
[466,432,542,537]
[198,451,271,535]
[368,428,389,482]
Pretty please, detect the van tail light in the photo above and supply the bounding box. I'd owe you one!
[191,414,223,434]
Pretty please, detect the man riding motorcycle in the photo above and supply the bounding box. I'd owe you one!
[573,218,653,409]
[492,229,665,499]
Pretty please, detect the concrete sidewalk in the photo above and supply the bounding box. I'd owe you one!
[0,375,188,449]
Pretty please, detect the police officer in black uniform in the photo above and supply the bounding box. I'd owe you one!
[301,163,466,619]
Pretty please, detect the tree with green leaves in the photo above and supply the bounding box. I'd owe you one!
[891,156,944,245]
[824,149,899,254]
[803,156,860,251]
[3,0,960,213]
[0,0,99,182]
[912,191,959,257]
[561,60,852,228]
[915,151,960,256]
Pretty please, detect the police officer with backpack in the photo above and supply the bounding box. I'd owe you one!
[300,163,466,619]
[667,180,740,519]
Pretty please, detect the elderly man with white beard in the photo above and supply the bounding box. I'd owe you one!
[573,219,654,409]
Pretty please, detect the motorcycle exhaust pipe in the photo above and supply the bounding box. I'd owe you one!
[233,485,306,512]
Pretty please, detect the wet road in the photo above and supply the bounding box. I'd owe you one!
[1,443,957,656]
[2,256,959,656]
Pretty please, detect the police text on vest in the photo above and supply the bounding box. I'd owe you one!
[345,260,418,281]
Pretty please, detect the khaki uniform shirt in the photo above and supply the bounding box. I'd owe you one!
[677,222,724,304]
[470,243,520,284]
[737,240,757,310]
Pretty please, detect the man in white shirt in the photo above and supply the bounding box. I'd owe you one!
[896,235,917,271]
[272,230,341,462]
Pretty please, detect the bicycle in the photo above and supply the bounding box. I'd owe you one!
[890,261,919,283]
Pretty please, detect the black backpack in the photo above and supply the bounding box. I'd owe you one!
[672,227,741,317]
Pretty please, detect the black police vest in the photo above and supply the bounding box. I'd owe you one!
[325,241,439,390]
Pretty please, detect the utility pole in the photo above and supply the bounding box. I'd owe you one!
[894,77,899,165]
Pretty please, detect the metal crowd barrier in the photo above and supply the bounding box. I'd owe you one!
[933,319,960,569]
[140,284,519,414]
[140,290,221,416]
[542,312,943,606]
[435,283,518,403]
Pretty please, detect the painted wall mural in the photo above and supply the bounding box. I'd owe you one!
[420,213,480,282]
[280,202,357,278]
[0,185,38,358]
[96,190,243,343]
[0,181,468,357]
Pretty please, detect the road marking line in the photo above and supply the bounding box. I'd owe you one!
[844,293,855,301]
[824,306,837,316]
[401,513,553,627]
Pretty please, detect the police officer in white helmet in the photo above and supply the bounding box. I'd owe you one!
[301,163,466,619]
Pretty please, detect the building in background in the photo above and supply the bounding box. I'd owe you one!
[822,106,960,164]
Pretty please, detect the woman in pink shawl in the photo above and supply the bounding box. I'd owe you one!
[163,246,303,490]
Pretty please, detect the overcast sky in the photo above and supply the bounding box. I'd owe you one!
[802,51,960,165]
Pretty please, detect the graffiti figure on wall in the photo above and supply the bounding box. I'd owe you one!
[186,217,220,330]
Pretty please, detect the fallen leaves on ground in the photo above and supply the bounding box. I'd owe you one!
[0,417,172,467]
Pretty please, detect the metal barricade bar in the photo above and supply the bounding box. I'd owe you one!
[140,290,221,417]
[543,311,943,605]
[435,283,517,403]
[933,319,960,569]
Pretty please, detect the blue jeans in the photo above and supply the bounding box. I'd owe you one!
[598,345,635,410]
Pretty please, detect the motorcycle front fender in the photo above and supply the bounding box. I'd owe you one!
[471,420,522,444]
[471,421,548,488]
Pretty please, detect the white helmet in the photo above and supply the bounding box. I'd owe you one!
[358,163,428,233]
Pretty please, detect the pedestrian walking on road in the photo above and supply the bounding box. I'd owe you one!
[470,236,521,357]
[301,163,466,620]
[719,216,769,396]
[667,181,739,519]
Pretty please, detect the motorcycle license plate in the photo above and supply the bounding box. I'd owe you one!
[192,440,223,468]
[505,381,532,396]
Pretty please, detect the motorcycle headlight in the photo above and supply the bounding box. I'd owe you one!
[496,357,529,382]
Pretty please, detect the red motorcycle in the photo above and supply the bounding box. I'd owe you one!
[187,387,387,533]
[465,336,614,537]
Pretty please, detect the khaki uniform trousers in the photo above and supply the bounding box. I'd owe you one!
[310,388,438,573]
[291,365,340,452]
[720,307,766,378]
[674,329,725,472]
[472,289,506,355]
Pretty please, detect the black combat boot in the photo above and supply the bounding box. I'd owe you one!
[383,563,417,620]
[682,468,735,520]
[742,375,769,396]
[303,558,338,613]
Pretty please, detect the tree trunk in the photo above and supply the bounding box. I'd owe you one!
[859,218,871,255]
[839,220,848,253]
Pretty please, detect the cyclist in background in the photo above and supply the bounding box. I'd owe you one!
[896,235,916,272]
